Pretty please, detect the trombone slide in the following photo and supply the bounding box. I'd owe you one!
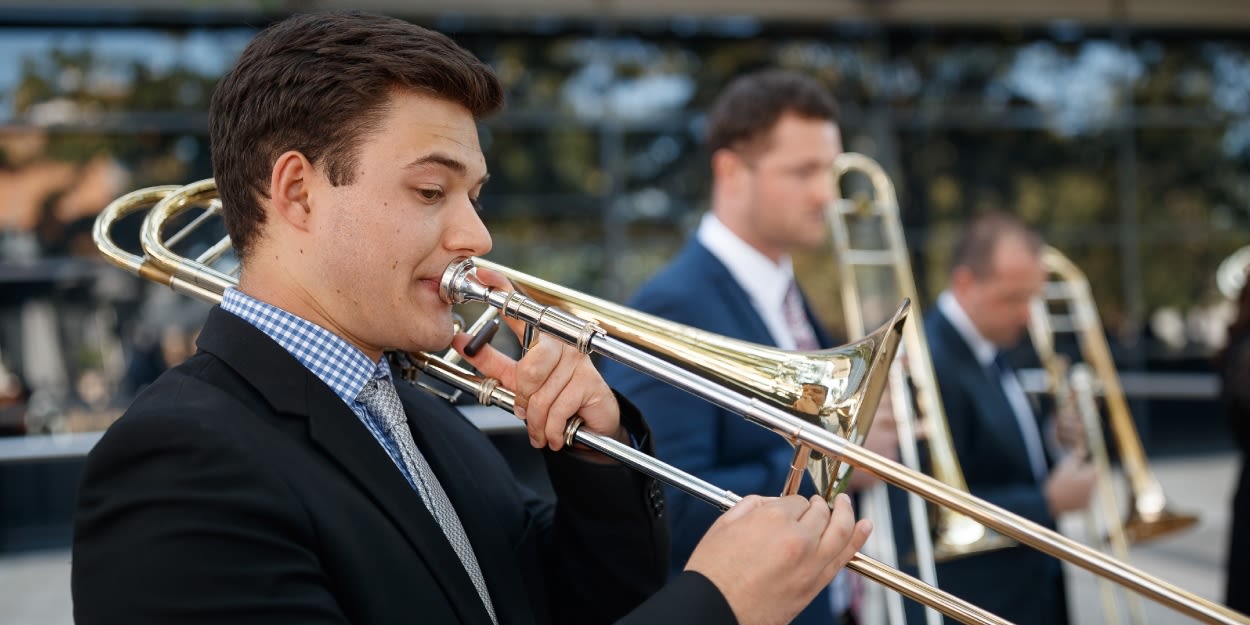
[1069,362,1149,625]
[829,151,1015,563]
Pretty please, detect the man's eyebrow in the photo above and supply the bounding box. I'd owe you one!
[404,152,489,185]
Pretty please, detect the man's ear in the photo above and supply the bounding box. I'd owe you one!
[950,265,975,297]
[711,148,745,190]
[269,150,314,231]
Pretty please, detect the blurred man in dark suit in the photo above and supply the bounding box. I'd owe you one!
[924,211,1095,625]
[602,68,897,625]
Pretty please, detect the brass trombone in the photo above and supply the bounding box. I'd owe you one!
[829,151,1015,572]
[1029,295,1138,625]
[1028,245,1198,545]
[1049,355,1149,625]
[96,180,1007,625]
[827,152,938,625]
[95,180,1250,625]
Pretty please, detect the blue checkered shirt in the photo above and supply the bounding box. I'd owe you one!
[220,287,420,492]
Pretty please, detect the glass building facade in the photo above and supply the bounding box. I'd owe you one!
[0,7,1246,451]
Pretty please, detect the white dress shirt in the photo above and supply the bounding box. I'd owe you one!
[696,212,804,349]
[696,212,853,617]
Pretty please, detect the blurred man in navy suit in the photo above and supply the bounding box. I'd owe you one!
[602,69,897,625]
[924,211,1095,625]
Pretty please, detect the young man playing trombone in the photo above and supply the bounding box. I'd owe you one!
[70,12,871,625]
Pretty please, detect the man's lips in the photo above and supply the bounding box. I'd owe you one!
[417,277,445,301]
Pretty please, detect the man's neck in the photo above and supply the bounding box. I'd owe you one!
[712,209,781,263]
[937,290,997,366]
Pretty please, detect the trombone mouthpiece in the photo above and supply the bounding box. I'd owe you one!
[440,257,490,305]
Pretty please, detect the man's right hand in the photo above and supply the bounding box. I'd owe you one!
[684,493,872,625]
[1043,453,1097,515]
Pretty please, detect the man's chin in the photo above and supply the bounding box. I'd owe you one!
[395,326,456,356]
[422,332,456,354]
[999,331,1026,347]
[797,234,828,251]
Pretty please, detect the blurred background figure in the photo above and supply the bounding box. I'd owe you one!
[601,68,898,625]
[119,286,208,400]
[924,211,1096,625]
[1217,272,1250,615]
[120,323,198,398]
[0,350,30,436]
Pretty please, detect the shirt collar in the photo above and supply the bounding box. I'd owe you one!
[696,212,794,315]
[937,290,997,367]
[219,287,390,407]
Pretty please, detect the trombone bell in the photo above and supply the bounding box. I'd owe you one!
[1124,498,1199,543]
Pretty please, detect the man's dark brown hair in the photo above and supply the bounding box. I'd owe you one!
[703,69,839,160]
[950,211,1043,279]
[209,11,504,259]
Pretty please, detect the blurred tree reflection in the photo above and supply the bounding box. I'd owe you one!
[3,15,1250,434]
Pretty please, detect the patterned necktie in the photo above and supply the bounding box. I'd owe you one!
[357,378,499,625]
[990,353,1049,482]
[783,280,821,351]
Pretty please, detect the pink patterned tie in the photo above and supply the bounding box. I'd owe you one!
[783,280,821,351]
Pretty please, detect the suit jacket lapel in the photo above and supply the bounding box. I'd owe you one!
[305,391,498,625]
[196,308,496,625]
[687,240,777,345]
[973,358,1037,471]
[398,384,534,625]
[932,311,1036,478]
[687,240,838,348]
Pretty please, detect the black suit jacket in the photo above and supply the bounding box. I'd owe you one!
[924,307,1067,625]
[72,307,736,625]
[600,238,838,625]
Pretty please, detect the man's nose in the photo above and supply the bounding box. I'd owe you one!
[448,200,493,257]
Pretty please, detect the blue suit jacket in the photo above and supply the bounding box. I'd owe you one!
[924,308,1068,625]
[600,238,840,625]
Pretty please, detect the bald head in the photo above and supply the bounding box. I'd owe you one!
[949,213,1046,347]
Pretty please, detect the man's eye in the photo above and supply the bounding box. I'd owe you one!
[417,188,443,202]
